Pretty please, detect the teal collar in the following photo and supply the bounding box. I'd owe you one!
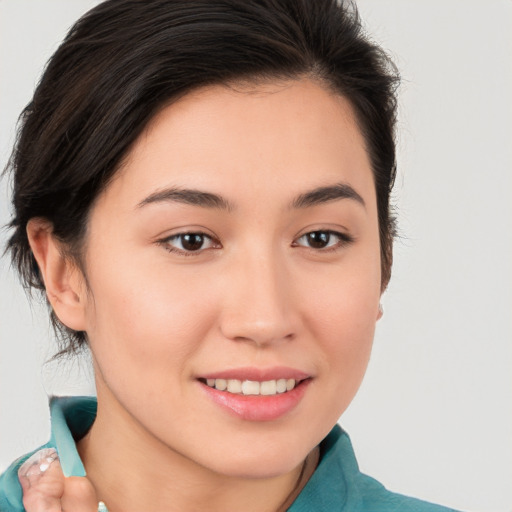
[1,396,458,511]
[49,396,355,506]
[48,396,97,477]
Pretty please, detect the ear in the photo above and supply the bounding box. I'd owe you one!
[27,218,88,332]
[376,303,383,321]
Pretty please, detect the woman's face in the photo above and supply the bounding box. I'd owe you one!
[79,79,382,477]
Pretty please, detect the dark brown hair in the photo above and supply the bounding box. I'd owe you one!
[5,0,399,355]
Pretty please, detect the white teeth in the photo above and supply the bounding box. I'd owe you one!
[215,378,227,391]
[205,378,298,395]
[276,379,287,393]
[227,379,242,393]
[260,380,276,395]
[241,380,260,395]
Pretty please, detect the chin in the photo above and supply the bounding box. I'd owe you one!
[215,459,303,480]
[202,439,313,480]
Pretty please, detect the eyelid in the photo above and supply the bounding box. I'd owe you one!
[292,228,354,251]
[155,226,353,256]
[157,230,221,256]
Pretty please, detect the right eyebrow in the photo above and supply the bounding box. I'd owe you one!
[136,187,234,211]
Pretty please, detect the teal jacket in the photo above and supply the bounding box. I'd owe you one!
[0,397,461,511]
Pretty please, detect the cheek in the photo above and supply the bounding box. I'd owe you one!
[83,248,220,382]
[308,283,377,372]
[302,254,380,402]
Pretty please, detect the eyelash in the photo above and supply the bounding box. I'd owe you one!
[158,229,353,256]
[292,230,354,252]
[158,232,220,256]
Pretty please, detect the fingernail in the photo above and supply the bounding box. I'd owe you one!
[18,448,58,488]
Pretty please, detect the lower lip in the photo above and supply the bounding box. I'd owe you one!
[199,379,311,421]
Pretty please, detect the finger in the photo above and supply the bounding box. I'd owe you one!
[18,448,64,512]
[61,476,98,512]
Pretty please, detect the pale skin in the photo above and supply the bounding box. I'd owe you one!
[22,79,383,511]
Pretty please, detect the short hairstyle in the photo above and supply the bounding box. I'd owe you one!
[5,0,399,356]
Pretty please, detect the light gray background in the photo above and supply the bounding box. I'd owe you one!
[1,1,511,511]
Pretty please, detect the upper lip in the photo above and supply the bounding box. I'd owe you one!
[198,366,311,382]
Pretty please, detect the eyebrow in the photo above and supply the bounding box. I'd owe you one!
[291,182,365,209]
[137,187,233,211]
[137,181,365,211]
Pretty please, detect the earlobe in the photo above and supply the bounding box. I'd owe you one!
[377,303,383,321]
[26,218,88,332]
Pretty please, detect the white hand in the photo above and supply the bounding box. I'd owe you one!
[18,449,102,512]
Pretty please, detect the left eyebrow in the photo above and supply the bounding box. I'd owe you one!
[290,182,365,209]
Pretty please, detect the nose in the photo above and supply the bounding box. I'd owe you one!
[218,250,299,346]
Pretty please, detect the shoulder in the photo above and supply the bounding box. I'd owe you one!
[355,472,461,512]
[289,425,463,512]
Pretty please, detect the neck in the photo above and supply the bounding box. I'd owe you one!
[77,384,317,512]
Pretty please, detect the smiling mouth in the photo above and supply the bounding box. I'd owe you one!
[198,378,305,396]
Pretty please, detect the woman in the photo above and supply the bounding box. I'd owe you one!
[0,0,463,510]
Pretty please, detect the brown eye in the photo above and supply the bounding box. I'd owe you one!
[305,231,331,249]
[180,233,205,251]
[162,232,218,254]
[294,230,352,250]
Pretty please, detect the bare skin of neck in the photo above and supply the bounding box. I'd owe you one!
[77,382,318,512]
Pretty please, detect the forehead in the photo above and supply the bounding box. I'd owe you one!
[101,79,374,210]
